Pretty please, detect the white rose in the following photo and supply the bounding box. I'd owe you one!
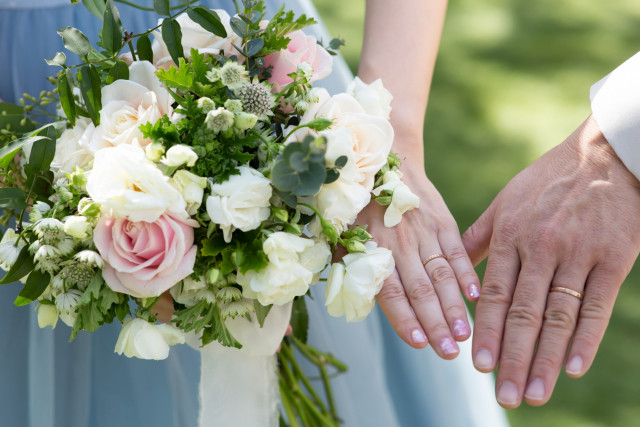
[347,77,393,119]
[325,242,395,322]
[83,62,173,152]
[63,215,90,239]
[169,170,207,215]
[372,170,420,227]
[0,228,25,270]
[51,118,95,178]
[162,145,198,167]
[152,11,242,69]
[37,303,58,329]
[206,166,272,242]
[86,144,188,222]
[237,233,329,305]
[115,318,185,360]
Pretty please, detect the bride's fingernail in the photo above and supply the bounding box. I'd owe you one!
[411,329,427,344]
[474,349,493,370]
[439,338,458,355]
[566,355,584,376]
[453,319,470,339]
[469,284,480,299]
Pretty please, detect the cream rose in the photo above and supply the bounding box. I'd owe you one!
[206,166,272,242]
[325,242,395,322]
[347,77,393,119]
[372,170,420,227]
[51,118,95,178]
[169,170,207,215]
[83,61,173,152]
[115,318,185,360]
[237,233,330,306]
[86,144,188,222]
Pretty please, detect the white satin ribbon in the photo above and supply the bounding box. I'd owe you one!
[191,302,292,427]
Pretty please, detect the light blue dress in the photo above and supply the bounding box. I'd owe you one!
[0,1,509,426]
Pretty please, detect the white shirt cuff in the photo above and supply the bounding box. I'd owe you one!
[590,51,640,180]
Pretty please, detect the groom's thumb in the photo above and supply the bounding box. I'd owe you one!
[462,201,497,267]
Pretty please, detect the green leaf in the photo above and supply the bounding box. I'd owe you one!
[0,123,57,169]
[153,0,171,16]
[254,301,272,328]
[0,102,34,136]
[161,18,184,66]
[99,286,120,312]
[291,297,309,343]
[136,34,153,62]
[14,270,50,306]
[26,135,56,175]
[78,274,104,306]
[106,60,129,85]
[246,38,264,57]
[155,58,193,91]
[80,0,106,20]
[201,234,227,257]
[187,6,227,37]
[324,168,339,184]
[189,48,207,83]
[271,161,299,192]
[0,188,27,210]
[334,155,348,168]
[0,246,34,285]
[102,0,123,53]
[79,65,102,125]
[57,69,77,125]
[57,27,91,59]
[45,52,67,68]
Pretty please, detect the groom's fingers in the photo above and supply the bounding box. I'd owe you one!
[462,199,497,267]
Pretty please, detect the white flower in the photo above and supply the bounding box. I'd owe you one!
[297,61,314,78]
[34,218,64,240]
[221,299,254,320]
[237,233,330,306]
[115,318,185,360]
[37,303,58,329]
[216,286,242,304]
[372,170,420,227]
[83,62,173,152]
[59,311,77,327]
[197,97,216,113]
[205,107,235,133]
[347,77,393,119]
[55,237,76,256]
[325,242,395,322]
[234,112,258,131]
[0,229,25,270]
[219,61,249,90]
[224,99,243,113]
[145,142,165,162]
[161,145,198,168]
[29,201,51,223]
[51,118,95,178]
[63,216,90,239]
[74,250,104,268]
[35,245,61,263]
[206,166,272,242]
[169,170,207,215]
[56,289,82,316]
[86,144,188,222]
[170,276,208,308]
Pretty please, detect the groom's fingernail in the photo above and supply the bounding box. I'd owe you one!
[469,284,480,299]
[497,381,519,406]
[411,329,427,344]
[566,355,584,376]
[474,349,493,370]
[524,378,545,401]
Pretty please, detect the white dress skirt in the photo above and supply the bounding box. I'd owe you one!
[0,1,509,426]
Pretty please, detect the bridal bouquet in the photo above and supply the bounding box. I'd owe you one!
[0,0,419,425]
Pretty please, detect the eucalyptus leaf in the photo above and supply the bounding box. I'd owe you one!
[187,6,227,37]
[246,38,264,56]
[161,18,184,66]
[45,52,67,68]
[324,168,339,184]
[153,0,171,16]
[230,16,247,38]
[57,69,77,125]
[334,155,348,168]
[106,60,130,85]
[57,27,91,59]
[14,270,50,306]
[0,246,34,285]
[80,0,106,20]
[79,65,102,125]
[136,34,153,62]
[102,0,123,53]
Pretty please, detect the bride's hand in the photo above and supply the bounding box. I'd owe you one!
[358,144,480,359]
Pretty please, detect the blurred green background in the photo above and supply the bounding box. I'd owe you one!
[315,0,640,426]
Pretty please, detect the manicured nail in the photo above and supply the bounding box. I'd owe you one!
[439,338,458,355]
[524,378,545,401]
[453,319,470,339]
[497,381,519,406]
[411,329,427,344]
[566,355,583,375]
[474,348,493,370]
[468,283,480,299]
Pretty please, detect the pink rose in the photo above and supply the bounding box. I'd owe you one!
[264,30,333,92]
[94,214,198,298]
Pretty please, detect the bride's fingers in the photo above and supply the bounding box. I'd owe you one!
[395,252,460,359]
[377,270,428,349]
[438,227,481,302]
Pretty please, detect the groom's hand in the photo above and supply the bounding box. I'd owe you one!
[462,116,640,408]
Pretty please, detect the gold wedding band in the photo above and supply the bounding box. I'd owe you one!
[422,253,447,266]
[549,286,584,301]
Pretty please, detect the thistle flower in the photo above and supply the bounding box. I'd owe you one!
[219,61,249,91]
[224,99,243,113]
[221,299,254,320]
[60,263,95,290]
[216,286,242,304]
[205,107,235,134]
[236,78,276,120]
[0,229,25,270]
[205,68,219,82]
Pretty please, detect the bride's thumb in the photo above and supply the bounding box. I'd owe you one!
[462,201,497,266]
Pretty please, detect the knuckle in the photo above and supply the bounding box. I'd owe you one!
[407,280,437,303]
[495,216,519,242]
[377,281,407,303]
[544,307,576,330]
[446,246,470,264]
[507,303,543,329]
[533,352,562,373]
[429,265,456,286]
[479,283,513,307]
[579,299,611,323]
